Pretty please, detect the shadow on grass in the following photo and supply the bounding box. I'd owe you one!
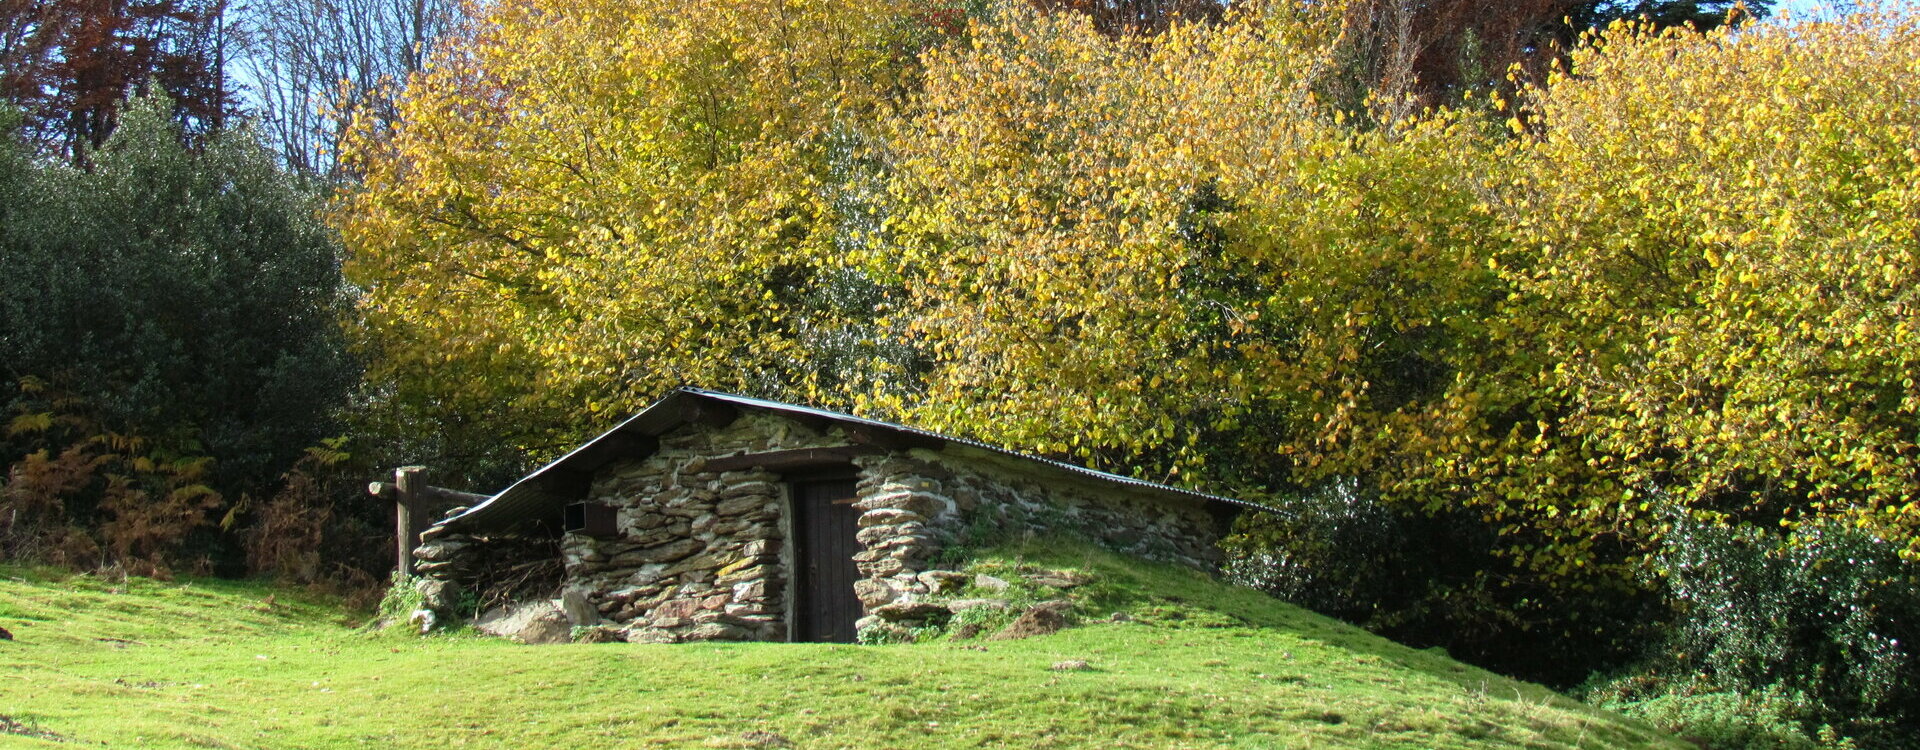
[961,537,1674,749]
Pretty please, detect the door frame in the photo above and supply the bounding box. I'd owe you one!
[780,465,861,643]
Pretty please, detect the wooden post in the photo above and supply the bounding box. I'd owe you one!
[393,466,426,577]
[370,468,488,577]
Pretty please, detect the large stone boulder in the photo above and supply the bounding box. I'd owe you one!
[475,600,572,645]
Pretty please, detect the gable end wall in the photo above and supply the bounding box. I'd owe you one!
[561,412,847,643]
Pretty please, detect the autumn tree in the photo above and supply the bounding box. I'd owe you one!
[871,0,1913,686]
[869,0,1513,488]
[337,0,935,482]
[0,0,234,159]
[1327,0,1773,115]
[1282,7,1920,691]
[1461,8,1920,560]
[869,0,1588,671]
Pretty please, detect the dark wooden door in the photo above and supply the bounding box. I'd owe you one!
[793,478,862,643]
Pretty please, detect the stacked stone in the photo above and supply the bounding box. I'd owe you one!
[413,535,474,578]
[560,467,788,643]
[921,449,1220,569]
[411,532,475,613]
[555,413,847,643]
[848,455,962,633]
[412,506,512,613]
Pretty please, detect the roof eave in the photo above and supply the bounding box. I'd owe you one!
[435,387,1274,534]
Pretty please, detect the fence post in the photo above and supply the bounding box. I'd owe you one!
[392,466,426,577]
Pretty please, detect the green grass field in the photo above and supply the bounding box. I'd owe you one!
[0,542,1683,749]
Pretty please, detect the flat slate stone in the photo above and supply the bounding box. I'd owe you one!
[872,600,949,621]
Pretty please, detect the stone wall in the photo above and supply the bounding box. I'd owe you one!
[413,410,1226,644]
[412,504,564,616]
[927,447,1222,568]
[845,447,1221,635]
[559,413,848,643]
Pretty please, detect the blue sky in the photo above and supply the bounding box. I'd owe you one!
[1772,0,1920,19]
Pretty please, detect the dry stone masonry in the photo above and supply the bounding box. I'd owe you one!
[408,391,1237,644]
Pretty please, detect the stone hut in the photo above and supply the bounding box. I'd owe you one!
[411,387,1268,643]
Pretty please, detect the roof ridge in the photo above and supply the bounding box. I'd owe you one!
[437,388,1273,532]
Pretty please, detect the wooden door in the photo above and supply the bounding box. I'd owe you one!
[792,478,862,643]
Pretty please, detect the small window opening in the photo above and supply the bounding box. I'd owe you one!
[563,502,619,538]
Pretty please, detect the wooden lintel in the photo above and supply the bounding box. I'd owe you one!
[703,446,877,474]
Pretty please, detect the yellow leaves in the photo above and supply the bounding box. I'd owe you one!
[336,0,922,450]
[332,0,1920,588]
[7,412,53,436]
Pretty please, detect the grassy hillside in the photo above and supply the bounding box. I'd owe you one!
[0,542,1683,749]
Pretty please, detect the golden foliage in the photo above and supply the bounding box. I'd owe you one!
[870,1,1509,489]
[877,3,1920,573]
[339,0,925,455]
[1489,9,1920,558]
[337,0,1920,581]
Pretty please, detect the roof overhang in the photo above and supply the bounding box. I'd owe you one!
[435,387,1274,534]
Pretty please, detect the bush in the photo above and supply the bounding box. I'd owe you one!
[0,96,357,575]
[1588,686,1853,750]
[1222,479,1408,621]
[374,572,428,627]
[1224,478,1659,688]
[1586,519,1920,749]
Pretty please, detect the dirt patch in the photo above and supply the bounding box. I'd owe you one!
[1,714,72,742]
[988,600,1071,641]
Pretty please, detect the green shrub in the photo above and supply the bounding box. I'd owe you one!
[0,96,358,576]
[1223,478,1658,687]
[1587,519,1919,749]
[1588,686,1851,750]
[1222,479,1408,621]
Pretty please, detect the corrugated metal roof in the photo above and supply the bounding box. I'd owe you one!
[436,387,1273,533]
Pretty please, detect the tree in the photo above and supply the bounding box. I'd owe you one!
[1328,0,1772,114]
[1025,0,1226,35]
[874,1,1915,688]
[233,0,465,176]
[0,94,357,572]
[1463,6,1920,558]
[869,0,1503,481]
[336,0,934,483]
[1253,5,1920,687]
[872,0,1613,678]
[0,0,234,160]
